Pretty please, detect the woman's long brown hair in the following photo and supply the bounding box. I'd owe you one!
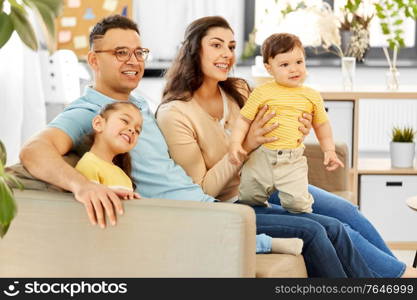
[158,16,250,115]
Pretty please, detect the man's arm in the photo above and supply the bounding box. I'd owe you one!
[20,128,128,228]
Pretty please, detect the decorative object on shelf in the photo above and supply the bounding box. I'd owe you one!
[374,0,417,50]
[390,126,416,168]
[0,140,23,238]
[375,0,417,90]
[341,56,356,90]
[314,3,357,90]
[339,0,373,62]
[0,0,64,52]
[383,47,400,90]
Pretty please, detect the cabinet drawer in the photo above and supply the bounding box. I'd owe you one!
[359,175,417,242]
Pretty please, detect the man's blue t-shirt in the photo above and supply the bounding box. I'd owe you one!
[49,87,214,202]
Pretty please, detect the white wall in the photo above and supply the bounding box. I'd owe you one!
[135,0,245,61]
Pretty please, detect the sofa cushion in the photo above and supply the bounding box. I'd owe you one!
[256,254,307,278]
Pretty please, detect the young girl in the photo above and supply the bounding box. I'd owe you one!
[76,102,142,198]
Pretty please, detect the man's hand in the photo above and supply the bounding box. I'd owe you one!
[73,182,139,228]
[229,142,248,165]
[297,112,313,144]
[242,105,279,153]
[323,150,345,171]
[117,190,141,200]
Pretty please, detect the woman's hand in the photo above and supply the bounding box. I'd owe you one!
[242,108,313,153]
[242,105,279,153]
[297,112,313,144]
[229,142,248,165]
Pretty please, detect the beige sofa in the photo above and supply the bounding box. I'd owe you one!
[0,142,349,278]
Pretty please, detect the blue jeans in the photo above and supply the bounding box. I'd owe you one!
[268,185,406,278]
[253,205,373,278]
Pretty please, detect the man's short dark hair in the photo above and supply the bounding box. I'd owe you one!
[262,33,305,64]
[89,15,140,48]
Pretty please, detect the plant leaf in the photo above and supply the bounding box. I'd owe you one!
[0,179,17,225]
[27,1,56,35]
[0,12,14,49]
[28,0,64,17]
[381,23,390,34]
[0,222,11,238]
[25,0,57,52]
[393,19,403,26]
[4,173,24,190]
[0,140,6,166]
[9,4,38,51]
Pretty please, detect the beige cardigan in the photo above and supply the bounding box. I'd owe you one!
[157,92,242,201]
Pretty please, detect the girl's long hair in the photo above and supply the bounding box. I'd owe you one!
[158,16,250,115]
[97,102,140,190]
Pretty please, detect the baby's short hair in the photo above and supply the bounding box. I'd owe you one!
[261,33,304,63]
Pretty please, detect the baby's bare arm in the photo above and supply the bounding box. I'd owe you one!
[314,121,335,152]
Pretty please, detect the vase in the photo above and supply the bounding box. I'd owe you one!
[341,57,355,90]
[340,30,353,55]
[386,68,400,90]
[390,142,415,168]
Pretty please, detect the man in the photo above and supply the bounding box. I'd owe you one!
[21,15,297,228]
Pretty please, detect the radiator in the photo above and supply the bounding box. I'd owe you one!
[359,99,417,152]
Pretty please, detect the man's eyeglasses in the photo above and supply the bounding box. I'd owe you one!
[94,47,150,62]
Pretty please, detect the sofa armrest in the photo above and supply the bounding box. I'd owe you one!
[0,190,256,277]
[304,142,349,194]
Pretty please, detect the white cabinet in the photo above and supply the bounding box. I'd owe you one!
[305,100,353,167]
[360,175,417,242]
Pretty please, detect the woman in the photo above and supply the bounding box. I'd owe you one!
[156,16,416,277]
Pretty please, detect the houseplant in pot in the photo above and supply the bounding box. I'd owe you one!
[0,140,23,238]
[374,0,417,90]
[390,126,416,168]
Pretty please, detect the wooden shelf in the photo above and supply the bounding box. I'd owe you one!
[358,158,417,175]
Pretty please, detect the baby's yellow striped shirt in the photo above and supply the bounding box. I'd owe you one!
[241,81,328,150]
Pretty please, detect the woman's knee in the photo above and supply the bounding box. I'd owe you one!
[256,214,328,243]
[320,217,346,239]
[298,220,329,243]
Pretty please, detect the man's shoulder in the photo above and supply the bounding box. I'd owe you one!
[64,96,103,114]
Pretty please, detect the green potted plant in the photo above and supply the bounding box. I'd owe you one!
[0,140,23,238]
[390,126,416,168]
[374,0,417,89]
[0,0,63,52]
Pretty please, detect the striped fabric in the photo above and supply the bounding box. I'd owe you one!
[241,81,328,150]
